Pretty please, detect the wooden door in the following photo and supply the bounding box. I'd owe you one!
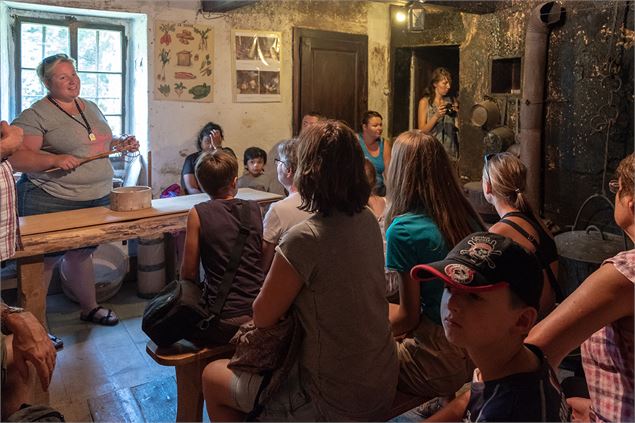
[293,28,368,134]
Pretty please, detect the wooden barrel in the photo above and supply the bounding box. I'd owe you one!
[137,234,166,298]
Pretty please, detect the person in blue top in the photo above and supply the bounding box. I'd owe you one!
[385,130,484,400]
[358,111,391,196]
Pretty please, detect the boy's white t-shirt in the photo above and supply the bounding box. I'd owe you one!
[262,192,312,244]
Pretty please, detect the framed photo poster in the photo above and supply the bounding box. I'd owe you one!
[154,21,214,102]
[232,30,281,102]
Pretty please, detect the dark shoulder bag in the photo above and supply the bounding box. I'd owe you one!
[142,201,252,347]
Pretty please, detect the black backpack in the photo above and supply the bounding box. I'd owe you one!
[142,202,252,347]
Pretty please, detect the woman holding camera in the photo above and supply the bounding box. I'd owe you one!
[417,67,459,161]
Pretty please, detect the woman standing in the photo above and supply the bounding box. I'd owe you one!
[483,152,560,318]
[181,121,235,195]
[418,67,459,161]
[386,130,483,399]
[10,54,138,326]
[358,111,391,196]
[202,120,398,421]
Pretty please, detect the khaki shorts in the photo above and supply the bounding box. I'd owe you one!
[230,360,321,421]
[397,315,474,398]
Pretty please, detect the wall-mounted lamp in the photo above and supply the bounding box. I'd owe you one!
[407,0,426,32]
[395,10,407,23]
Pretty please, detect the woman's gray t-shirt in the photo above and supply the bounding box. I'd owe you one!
[276,208,399,420]
[12,97,114,201]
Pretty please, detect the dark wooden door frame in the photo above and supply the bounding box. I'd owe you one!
[292,27,368,134]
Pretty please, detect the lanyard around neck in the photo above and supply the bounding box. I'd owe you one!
[47,96,96,142]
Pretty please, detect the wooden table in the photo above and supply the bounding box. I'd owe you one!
[14,188,283,325]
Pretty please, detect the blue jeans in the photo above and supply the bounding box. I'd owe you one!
[17,175,110,216]
[16,176,110,256]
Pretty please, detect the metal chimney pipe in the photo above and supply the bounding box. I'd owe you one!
[519,2,565,212]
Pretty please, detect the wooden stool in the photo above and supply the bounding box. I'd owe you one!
[383,391,425,421]
[146,340,235,422]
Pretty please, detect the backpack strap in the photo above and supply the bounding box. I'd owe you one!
[200,201,252,327]
[498,215,565,303]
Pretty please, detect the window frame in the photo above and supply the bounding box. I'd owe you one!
[12,13,129,133]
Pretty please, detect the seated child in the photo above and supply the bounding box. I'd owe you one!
[237,146,270,192]
[412,232,570,422]
[180,150,265,345]
[261,139,311,273]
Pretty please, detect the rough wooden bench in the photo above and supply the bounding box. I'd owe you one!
[383,390,426,421]
[146,340,235,422]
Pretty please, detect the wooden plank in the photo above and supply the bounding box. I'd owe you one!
[88,387,145,423]
[131,376,177,423]
[18,194,207,236]
[14,213,187,258]
[146,340,234,367]
[19,188,281,236]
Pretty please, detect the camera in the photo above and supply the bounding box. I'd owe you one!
[444,103,457,118]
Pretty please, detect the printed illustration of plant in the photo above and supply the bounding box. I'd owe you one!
[176,29,195,45]
[159,48,170,81]
[193,27,211,51]
[174,82,186,97]
[199,54,212,77]
[189,83,211,100]
[158,84,170,96]
[159,23,175,46]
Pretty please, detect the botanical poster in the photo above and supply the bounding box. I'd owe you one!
[154,21,213,102]
[232,30,281,103]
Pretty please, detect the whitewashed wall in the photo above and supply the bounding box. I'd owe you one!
[1,0,391,195]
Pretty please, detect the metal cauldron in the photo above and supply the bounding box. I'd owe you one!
[555,194,628,297]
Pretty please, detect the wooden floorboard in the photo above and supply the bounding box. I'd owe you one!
[131,376,178,422]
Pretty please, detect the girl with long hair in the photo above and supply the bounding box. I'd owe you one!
[482,152,560,318]
[386,130,484,399]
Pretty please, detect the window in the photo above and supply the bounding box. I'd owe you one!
[490,57,522,95]
[14,15,127,134]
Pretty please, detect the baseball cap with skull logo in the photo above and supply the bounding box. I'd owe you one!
[411,232,543,310]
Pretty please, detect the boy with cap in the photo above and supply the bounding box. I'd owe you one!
[412,232,569,422]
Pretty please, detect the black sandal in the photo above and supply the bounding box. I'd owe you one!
[80,306,119,326]
[48,333,64,350]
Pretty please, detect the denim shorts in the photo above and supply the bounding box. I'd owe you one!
[16,175,110,217]
[16,176,110,256]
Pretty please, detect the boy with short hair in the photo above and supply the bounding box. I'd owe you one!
[237,146,270,192]
[180,150,264,345]
[412,232,570,422]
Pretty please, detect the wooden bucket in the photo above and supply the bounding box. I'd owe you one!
[110,186,152,211]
